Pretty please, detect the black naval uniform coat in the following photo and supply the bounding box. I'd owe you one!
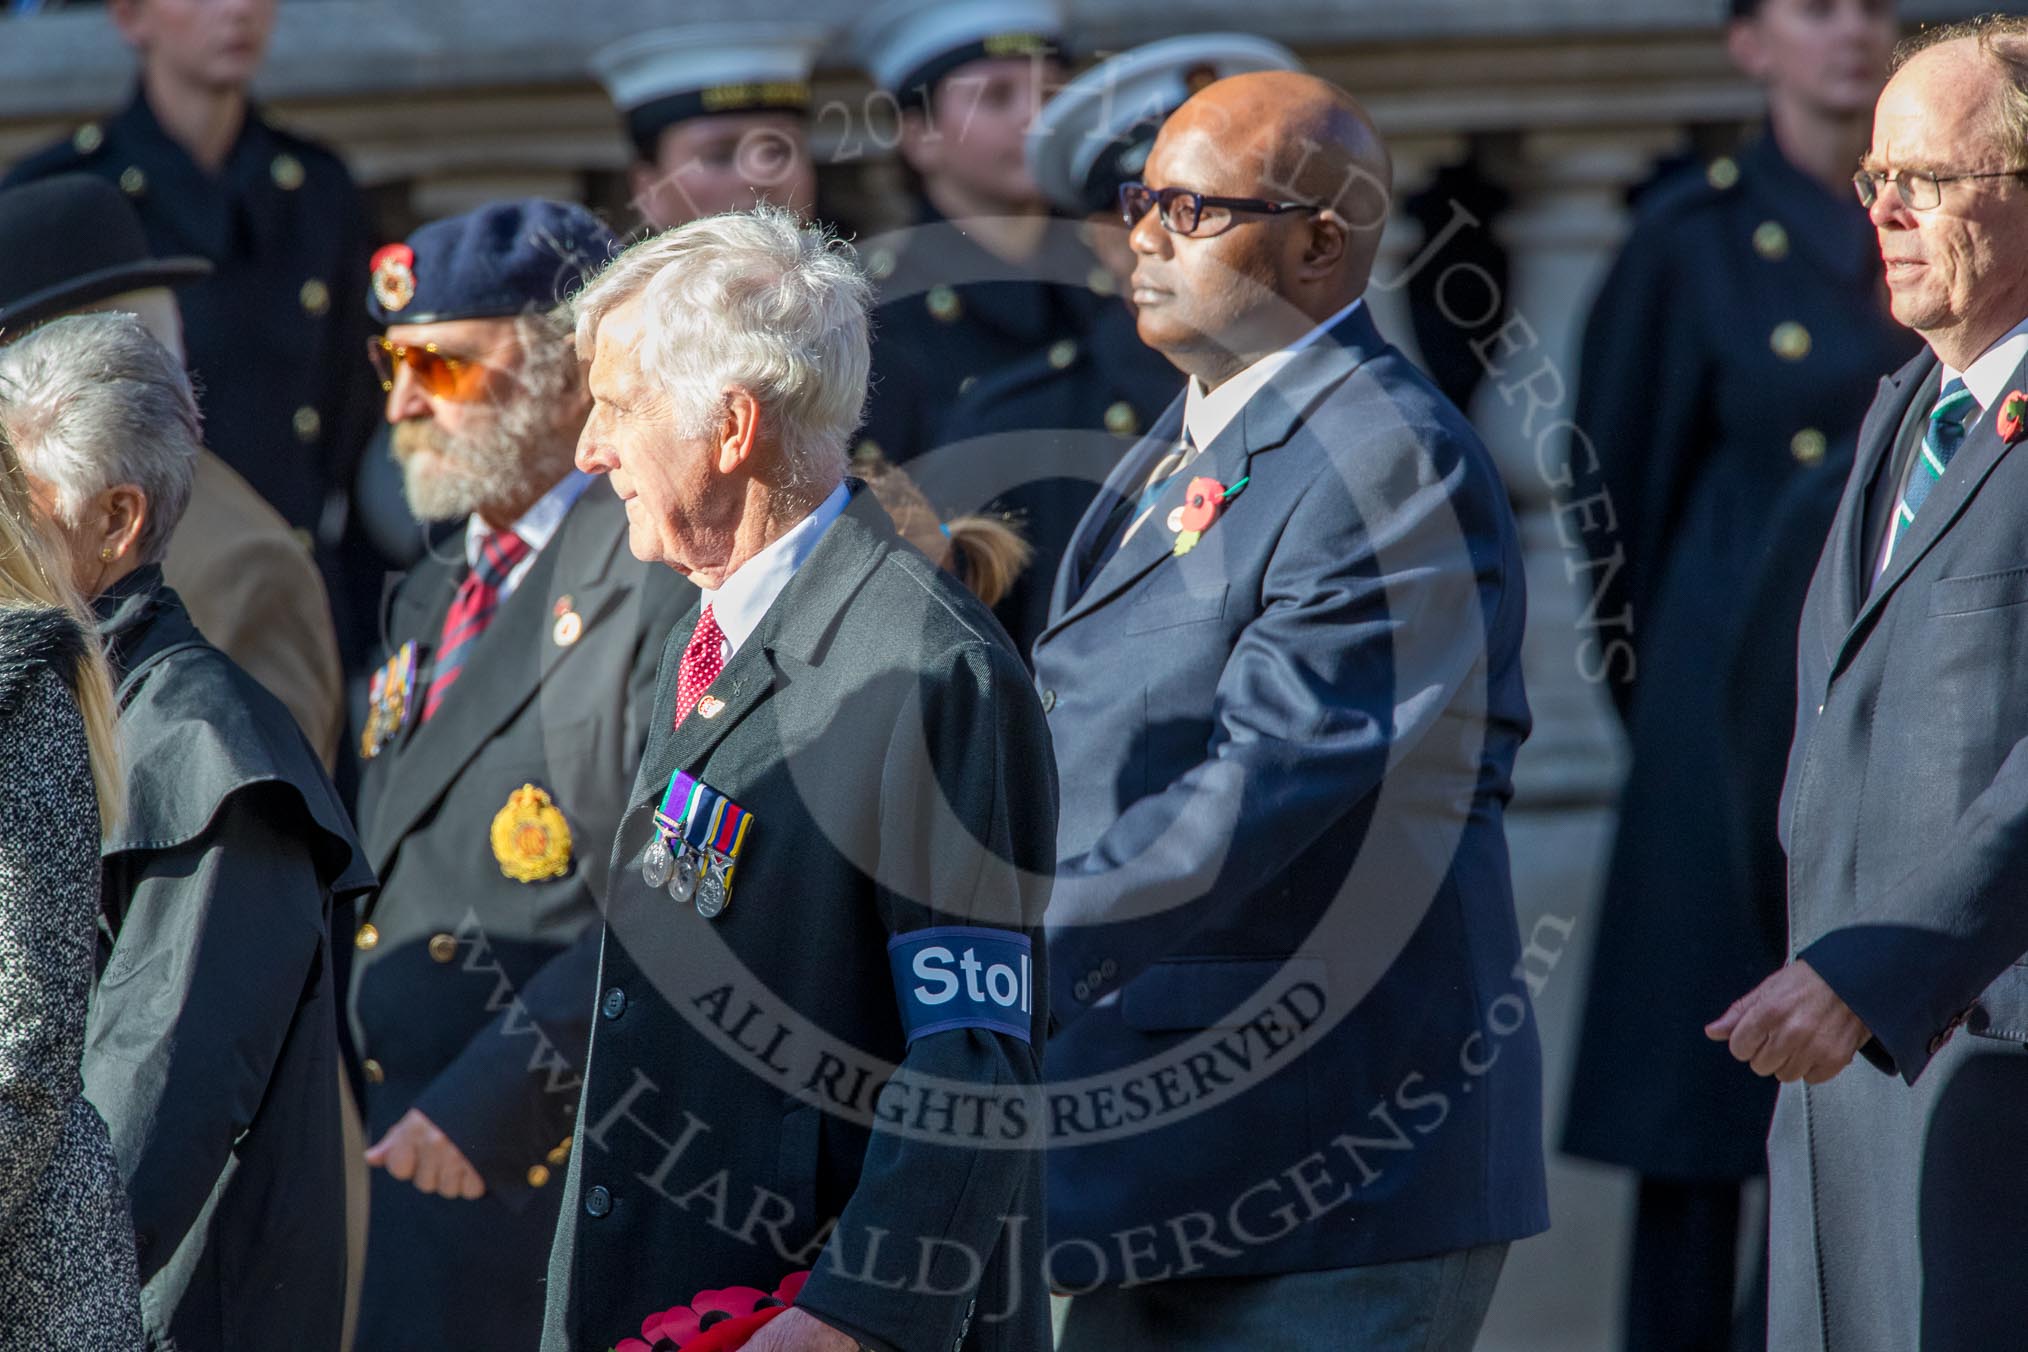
[89,567,372,1352]
[1562,133,1919,1180]
[930,301,1182,659]
[857,202,1104,469]
[5,90,378,538]
[541,487,1056,1352]
[350,485,695,1350]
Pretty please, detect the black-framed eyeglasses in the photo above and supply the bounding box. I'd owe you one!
[1853,166,2028,210]
[1118,181,1322,239]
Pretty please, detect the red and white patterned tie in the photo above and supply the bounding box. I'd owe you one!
[672,604,726,728]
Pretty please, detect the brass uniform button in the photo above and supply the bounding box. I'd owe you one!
[118,166,146,197]
[547,1136,573,1167]
[1770,321,1812,362]
[293,405,322,443]
[72,123,104,154]
[1104,401,1139,436]
[526,1164,551,1188]
[1706,156,1740,191]
[1047,339,1078,370]
[299,279,330,315]
[271,153,305,191]
[427,933,458,964]
[1753,221,1789,261]
[1087,265,1118,296]
[926,284,961,323]
[864,248,896,282]
[362,1058,384,1084]
[354,923,380,951]
[1791,428,1827,465]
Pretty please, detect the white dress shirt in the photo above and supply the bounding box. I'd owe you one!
[699,481,850,663]
[463,469,592,600]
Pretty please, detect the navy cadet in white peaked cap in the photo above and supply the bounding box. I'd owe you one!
[593,22,825,231]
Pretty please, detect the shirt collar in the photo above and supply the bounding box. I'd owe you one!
[701,481,850,657]
[464,469,592,569]
[1183,295,1366,449]
[1940,314,2028,413]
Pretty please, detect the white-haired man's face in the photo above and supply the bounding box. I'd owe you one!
[578,297,751,583]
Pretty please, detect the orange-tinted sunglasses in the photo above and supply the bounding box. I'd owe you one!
[367,335,492,402]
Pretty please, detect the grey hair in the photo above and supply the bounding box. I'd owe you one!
[1895,14,2028,162]
[572,204,871,493]
[0,312,199,564]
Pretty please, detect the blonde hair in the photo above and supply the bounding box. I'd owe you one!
[0,422,123,831]
[853,447,1033,609]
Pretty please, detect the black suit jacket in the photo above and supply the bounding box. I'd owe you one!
[351,484,694,1349]
[541,487,1056,1352]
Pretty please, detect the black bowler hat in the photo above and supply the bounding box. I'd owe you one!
[0,174,211,333]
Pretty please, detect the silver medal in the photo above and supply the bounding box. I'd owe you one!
[641,836,673,889]
[668,850,699,904]
[693,866,727,919]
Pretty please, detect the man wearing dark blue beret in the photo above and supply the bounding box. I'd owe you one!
[346,199,698,1350]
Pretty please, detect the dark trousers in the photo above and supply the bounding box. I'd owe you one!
[1058,1244,1507,1352]
[1624,1177,1767,1352]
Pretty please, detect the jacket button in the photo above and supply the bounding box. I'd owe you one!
[362,1058,384,1084]
[586,1185,612,1218]
[354,923,380,951]
[526,1164,550,1188]
[1040,689,1056,713]
[1072,980,1090,1002]
[1100,958,1117,979]
[428,933,458,963]
[601,987,628,1020]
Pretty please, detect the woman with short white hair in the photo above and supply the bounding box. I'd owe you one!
[0,311,371,1352]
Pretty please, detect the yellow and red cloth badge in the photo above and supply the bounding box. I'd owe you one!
[370,242,416,313]
[490,783,572,882]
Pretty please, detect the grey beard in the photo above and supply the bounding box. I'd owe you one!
[393,406,575,524]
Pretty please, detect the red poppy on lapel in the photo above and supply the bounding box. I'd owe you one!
[614,1272,810,1352]
[1172,474,1251,557]
[1998,390,2028,443]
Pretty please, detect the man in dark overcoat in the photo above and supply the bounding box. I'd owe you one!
[540,207,1056,1352]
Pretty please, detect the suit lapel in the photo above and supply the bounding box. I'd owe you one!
[364,490,633,883]
[1828,355,1933,643]
[1052,397,1186,617]
[1834,350,2028,677]
[1042,304,1391,639]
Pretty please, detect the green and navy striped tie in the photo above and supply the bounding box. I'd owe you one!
[1886,377,1979,564]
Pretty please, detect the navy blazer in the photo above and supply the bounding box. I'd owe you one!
[1032,305,1548,1283]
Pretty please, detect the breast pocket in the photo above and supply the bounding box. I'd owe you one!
[1122,582,1230,635]
[1928,566,2028,616]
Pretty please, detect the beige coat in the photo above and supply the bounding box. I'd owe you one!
[162,450,343,768]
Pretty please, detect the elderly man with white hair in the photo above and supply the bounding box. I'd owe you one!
[539,207,1056,1352]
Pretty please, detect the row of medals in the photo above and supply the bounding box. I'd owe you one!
[642,817,732,918]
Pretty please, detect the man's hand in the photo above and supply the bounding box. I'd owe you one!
[365,1108,487,1199]
[1706,959,1870,1084]
[742,1308,858,1352]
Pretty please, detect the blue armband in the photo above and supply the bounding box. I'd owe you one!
[888,927,1035,1045]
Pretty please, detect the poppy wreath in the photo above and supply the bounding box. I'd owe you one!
[613,1271,810,1352]
[1998,389,2028,444]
